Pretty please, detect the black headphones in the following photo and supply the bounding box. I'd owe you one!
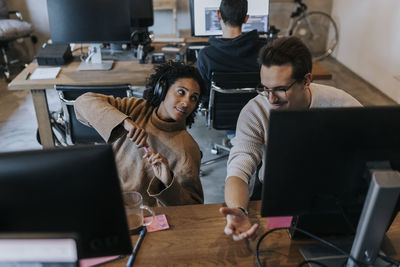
[153,73,168,99]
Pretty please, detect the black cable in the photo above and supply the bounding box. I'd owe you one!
[378,254,400,266]
[255,226,372,267]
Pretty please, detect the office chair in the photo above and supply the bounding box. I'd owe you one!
[52,84,145,146]
[201,72,259,168]
[0,0,35,81]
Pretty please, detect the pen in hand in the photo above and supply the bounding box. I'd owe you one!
[127,227,147,267]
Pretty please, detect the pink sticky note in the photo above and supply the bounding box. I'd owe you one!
[79,255,123,267]
[144,214,170,232]
[267,216,293,229]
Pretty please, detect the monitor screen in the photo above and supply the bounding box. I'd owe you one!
[0,145,132,259]
[130,0,154,28]
[190,0,269,37]
[47,0,132,44]
[260,107,400,235]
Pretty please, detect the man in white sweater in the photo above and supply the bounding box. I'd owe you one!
[220,36,362,241]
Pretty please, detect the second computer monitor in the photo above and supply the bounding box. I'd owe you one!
[47,0,132,44]
[261,106,400,235]
[190,0,269,37]
[0,145,132,259]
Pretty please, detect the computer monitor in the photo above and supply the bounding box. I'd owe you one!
[190,0,269,37]
[260,106,400,265]
[130,0,154,29]
[0,145,132,259]
[47,0,131,70]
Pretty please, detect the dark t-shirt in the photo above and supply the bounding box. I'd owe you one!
[197,30,267,100]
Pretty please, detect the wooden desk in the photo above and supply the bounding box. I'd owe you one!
[8,60,331,148]
[8,61,154,148]
[102,201,400,266]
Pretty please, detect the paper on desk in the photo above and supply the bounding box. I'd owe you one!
[30,67,61,80]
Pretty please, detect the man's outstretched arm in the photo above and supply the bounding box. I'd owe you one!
[220,176,259,241]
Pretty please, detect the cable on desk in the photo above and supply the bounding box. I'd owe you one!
[255,226,399,267]
[378,254,400,266]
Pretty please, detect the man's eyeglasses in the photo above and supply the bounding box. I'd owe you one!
[255,80,298,98]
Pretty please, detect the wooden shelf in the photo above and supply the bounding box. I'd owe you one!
[154,0,176,10]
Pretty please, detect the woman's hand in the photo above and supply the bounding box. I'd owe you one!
[123,118,148,148]
[143,152,172,186]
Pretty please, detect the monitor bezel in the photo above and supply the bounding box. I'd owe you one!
[47,0,132,44]
[0,145,132,259]
[189,0,269,37]
[260,106,400,234]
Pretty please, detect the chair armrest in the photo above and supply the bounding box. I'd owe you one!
[128,85,146,98]
[8,11,23,21]
[58,91,75,106]
[211,84,256,94]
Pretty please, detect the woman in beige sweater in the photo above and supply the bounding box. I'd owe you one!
[74,62,206,207]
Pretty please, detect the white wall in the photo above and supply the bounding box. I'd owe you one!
[331,0,400,103]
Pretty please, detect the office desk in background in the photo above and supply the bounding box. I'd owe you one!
[99,201,400,266]
[8,56,332,149]
[8,61,153,148]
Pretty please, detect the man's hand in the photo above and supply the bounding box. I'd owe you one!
[219,207,259,241]
[123,118,148,147]
[143,152,172,186]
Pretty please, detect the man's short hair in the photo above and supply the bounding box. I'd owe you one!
[219,0,248,27]
[259,36,312,82]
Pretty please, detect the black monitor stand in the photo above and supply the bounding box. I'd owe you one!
[299,170,400,266]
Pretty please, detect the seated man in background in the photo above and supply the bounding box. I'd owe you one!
[196,0,267,141]
[220,36,362,241]
[196,0,267,101]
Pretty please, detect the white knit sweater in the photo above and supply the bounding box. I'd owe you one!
[226,83,363,184]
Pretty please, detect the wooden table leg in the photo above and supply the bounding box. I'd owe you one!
[31,89,55,148]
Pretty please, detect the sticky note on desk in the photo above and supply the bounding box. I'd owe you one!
[267,216,293,229]
[79,255,123,267]
[144,214,169,232]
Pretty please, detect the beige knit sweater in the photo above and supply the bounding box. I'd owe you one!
[227,83,363,184]
[75,93,204,207]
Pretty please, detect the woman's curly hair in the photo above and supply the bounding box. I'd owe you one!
[144,61,206,127]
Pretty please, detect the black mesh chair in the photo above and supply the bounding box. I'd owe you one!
[201,72,259,167]
[54,84,144,146]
